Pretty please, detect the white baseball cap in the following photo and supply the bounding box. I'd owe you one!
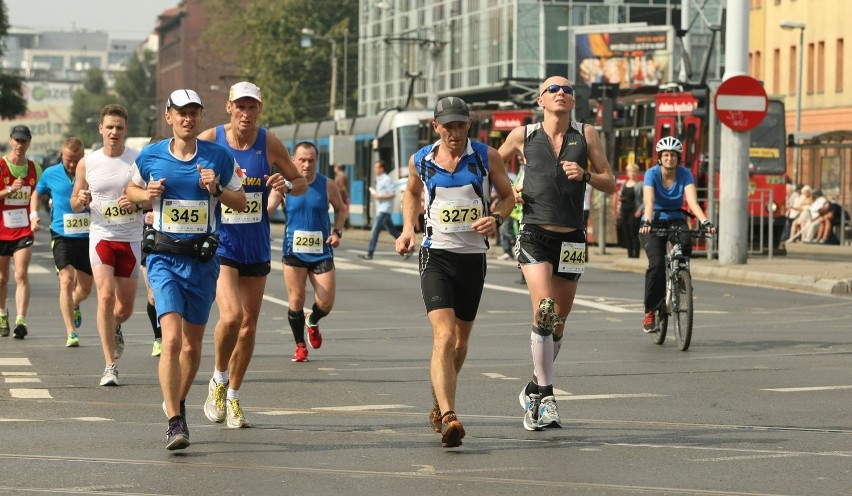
[229,81,262,102]
[166,89,204,111]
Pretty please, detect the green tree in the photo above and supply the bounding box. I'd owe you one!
[0,0,27,119]
[68,69,114,148]
[113,50,157,137]
[205,0,358,125]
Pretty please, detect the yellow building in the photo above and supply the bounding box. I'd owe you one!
[750,0,852,204]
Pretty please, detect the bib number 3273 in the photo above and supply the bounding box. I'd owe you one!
[557,242,586,274]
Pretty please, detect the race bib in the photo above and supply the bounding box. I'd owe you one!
[435,198,482,233]
[63,212,91,235]
[222,192,262,224]
[293,229,323,254]
[2,208,28,228]
[161,199,208,234]
[101,201,137,225]
[557,241,586,274]
[5,186,31,206]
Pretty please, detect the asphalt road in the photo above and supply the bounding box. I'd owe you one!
[1,230,850,495]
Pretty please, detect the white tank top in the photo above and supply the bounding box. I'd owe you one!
[85,147,142,241]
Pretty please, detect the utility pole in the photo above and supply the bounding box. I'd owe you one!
[718,0,750,265]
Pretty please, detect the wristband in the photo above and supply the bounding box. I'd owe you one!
[332,229,343,238]
[29,211,39,220]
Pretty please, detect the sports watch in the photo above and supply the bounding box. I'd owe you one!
[582,170,592,183]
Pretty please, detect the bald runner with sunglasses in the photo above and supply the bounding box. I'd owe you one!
[498,76,615,432]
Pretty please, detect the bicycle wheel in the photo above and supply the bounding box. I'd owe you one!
[674,270,694,351]
[652,307,667,345]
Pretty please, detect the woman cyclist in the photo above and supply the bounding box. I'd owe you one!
[638,137,716,333]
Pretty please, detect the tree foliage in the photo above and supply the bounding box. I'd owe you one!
[0,0,27,119]
[113,50,157,137]
[68,69,115,148]
[205,0,358,125]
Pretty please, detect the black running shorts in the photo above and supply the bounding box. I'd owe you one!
[419,247,486,322]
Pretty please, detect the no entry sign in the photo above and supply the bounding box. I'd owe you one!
[714,75,769,132]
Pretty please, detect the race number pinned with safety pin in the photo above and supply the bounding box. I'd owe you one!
[293,230,323,254]
[557,242,586,274]
[222,191,262,224]
[161,199,209,234]
[436,198,482,233]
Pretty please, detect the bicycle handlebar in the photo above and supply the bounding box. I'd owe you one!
[649,225,712,238]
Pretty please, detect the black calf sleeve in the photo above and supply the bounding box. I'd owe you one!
[147,302,161,339]
[288,309,305,344]
[309,303,329,324]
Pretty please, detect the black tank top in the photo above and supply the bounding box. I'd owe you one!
[521,122,588,228]
[620,183,637,215]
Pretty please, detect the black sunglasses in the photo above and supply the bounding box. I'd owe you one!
[541,84,574,96]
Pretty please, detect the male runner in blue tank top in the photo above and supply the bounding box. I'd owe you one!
[499,76,616,431]
[268,141,347,363]
[197,81,306,429]
[396,97,515,448]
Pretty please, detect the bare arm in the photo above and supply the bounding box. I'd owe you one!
[639,184,655,234]
[267,134,307,195]
[396,156,424,255]
[70,159,91,212]
[497,127,526,203]
[267,188,284,218]
[326,180,347,247]
[29,190,43,232]
[475,147,515,237]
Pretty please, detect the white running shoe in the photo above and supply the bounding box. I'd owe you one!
[538,395,562,428]
[99,363,119,386]
[203,378,227,423]
[226,398,251,428]
[523,393,543,431]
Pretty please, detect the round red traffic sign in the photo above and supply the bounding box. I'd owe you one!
[713,75,769,132]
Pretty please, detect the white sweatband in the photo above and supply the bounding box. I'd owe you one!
[29,211,40,220]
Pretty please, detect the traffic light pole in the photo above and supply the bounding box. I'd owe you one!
[718,0,750,265]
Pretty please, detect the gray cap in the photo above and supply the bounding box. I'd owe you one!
[434,97,470,125]
[9,125,32,141]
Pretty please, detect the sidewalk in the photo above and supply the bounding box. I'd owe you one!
[339,227,852,296]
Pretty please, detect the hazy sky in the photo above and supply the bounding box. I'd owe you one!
[5,0,180,40]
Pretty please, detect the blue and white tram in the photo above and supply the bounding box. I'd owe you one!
[267,109,434,228]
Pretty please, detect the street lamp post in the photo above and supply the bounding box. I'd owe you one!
[780,20,805,187]
[301,28,338,118]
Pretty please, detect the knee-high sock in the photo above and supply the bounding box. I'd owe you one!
[531,326,554,387]
[308,303,329,325]
[288,309,305,344]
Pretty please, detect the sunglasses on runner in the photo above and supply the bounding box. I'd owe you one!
[540,84,574,96]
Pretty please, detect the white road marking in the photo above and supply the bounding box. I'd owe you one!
[1,371,36,376]
[556,393,664,401]
[762,385,852,392]
[74,417,112,422]
[4,378,40,383]
[0,358,31,366]
[10,389,52,399]
[313,404,412,412]
[262,294,290,307]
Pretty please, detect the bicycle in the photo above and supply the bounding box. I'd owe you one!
[649,224,710,351]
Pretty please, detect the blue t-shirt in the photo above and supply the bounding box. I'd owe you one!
[131,139,239,240]
[643,164,694,221]
[35,163,89,238]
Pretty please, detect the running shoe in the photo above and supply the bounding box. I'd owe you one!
[203,378,227,423]
[226,398,251,428]
[440,411,465,448]
[429,398,442,433]
[642,311,656,333]
[305,313,323,349]
[166,417,190,451]
[113,325,125,359]
[538,395,562,429]
[151,338,162,357]
[0,313,8,337]
[66,332,80,347]
[518,381,536,411]
[73,305,82,328]
[523,393,543,431]
[99,363,119,386]
[292,343,308,362]
[162,401,189,440]
[12,318,27,339]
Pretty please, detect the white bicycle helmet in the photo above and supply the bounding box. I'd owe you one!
[656,136,683,154]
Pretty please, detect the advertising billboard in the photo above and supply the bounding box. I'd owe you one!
[1,81,79,155]
[574,25,674,89]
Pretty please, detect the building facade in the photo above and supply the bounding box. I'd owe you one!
[357,0,724,115]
